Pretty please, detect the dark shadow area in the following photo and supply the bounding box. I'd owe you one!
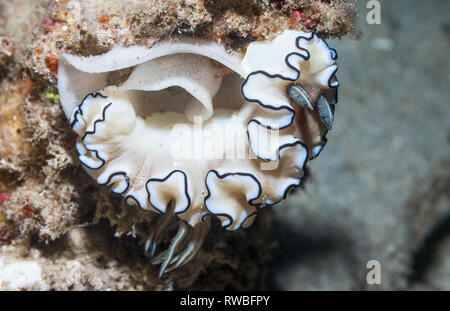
[409,213,450,284]
[265,217,359,290]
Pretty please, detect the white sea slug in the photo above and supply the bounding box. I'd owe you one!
[58,30,339,276]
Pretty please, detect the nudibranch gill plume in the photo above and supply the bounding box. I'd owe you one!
[58,30,339,276]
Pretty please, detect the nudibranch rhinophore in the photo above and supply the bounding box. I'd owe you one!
[58,30,339,276]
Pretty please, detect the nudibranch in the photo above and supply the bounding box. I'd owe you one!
[58,30,338,276]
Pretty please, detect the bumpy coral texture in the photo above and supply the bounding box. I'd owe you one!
[4,0,359,83]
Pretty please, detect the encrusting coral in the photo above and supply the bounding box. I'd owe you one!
[22,0,360,82]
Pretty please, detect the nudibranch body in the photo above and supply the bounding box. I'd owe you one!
[58,30,338,276]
